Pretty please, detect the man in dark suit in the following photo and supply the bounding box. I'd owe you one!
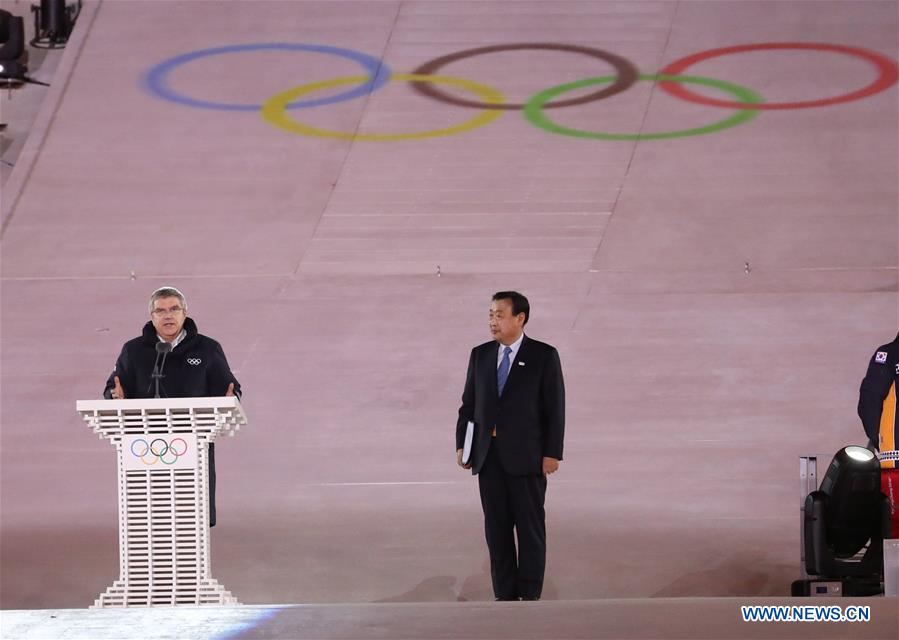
[456,291,565,601]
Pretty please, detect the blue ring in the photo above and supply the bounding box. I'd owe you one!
[130,438,149,457]
[144,43,391,111]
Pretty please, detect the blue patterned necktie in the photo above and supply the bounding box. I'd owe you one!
[497,346,513,396]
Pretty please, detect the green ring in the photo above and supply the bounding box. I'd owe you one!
[523,74,763,140]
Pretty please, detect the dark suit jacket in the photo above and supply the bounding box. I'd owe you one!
[456,335,565,476]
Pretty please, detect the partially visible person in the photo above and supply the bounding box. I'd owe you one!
[104,286,241,526]
[858,331,899,452]
[857,330,899,537]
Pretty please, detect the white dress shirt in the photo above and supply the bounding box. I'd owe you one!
[158,329,187,350]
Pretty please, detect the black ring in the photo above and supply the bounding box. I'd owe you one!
[149,438,169,457]
[410,43,640,111]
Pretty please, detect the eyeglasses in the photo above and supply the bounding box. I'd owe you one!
[151,306,184,317]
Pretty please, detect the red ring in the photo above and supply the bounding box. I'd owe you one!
[169,437,188,456]
[659,42,898,110]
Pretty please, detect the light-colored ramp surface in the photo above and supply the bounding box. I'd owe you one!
[3,599,898,640]
[1,0,897,610]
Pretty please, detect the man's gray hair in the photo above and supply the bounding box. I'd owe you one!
[148,286,187,314]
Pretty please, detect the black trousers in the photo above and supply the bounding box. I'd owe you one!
[478,447,547,600]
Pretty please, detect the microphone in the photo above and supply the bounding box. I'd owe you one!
[151,341,173,398]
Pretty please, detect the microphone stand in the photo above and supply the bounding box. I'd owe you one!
[152,342,172,398]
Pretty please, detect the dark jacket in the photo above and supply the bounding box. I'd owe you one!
[103,318,240,400]
[103,317,240,527]
[858,331,899,452]
[456,335,565,476]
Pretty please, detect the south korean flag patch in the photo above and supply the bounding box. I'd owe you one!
[875,351,888,364]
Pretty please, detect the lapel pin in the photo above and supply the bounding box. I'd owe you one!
[518,361,525,366]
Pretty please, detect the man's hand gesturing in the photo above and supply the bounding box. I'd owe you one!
[110,376,125,400]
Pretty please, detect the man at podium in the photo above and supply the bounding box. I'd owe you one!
[103,286,241,526]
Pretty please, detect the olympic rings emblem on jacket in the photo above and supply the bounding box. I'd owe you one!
[145,41,898,142]
[130,437,189,466]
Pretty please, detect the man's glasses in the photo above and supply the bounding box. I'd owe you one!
[151,306,184,317]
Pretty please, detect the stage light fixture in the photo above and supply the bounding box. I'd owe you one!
[30,0,80,49]
[0,10,27,85]
[0,60,27,82]
[845,445,876,462]
[793,445,889,596]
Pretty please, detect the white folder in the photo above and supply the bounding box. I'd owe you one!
[461,421,475,464]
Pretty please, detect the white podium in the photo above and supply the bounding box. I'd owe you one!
[76,396,246,608]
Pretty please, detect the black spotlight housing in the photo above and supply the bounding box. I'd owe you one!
[30,0,80,49]
[794,445,890,596]
[818,446,884,558]
[0,10,27,84]
[0,10,26,60]
[0,59,28,82]
[39,0,67,33]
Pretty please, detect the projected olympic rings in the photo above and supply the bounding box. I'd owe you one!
[262,74,505,141]
[145,41,899,141]
[144,43,391,111]
[409,43,639,110]
[130,437,188,466]
[658,42,899,110]
[524,74,763,140]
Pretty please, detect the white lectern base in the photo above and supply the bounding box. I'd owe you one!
[94,578,238,608]
[77,397,247,609]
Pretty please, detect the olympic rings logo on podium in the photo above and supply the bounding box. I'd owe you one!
[145,41,898,142]
[130,437,189,466]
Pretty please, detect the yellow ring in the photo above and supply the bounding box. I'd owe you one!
[261,73,505,141]
[141,454,159,466]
